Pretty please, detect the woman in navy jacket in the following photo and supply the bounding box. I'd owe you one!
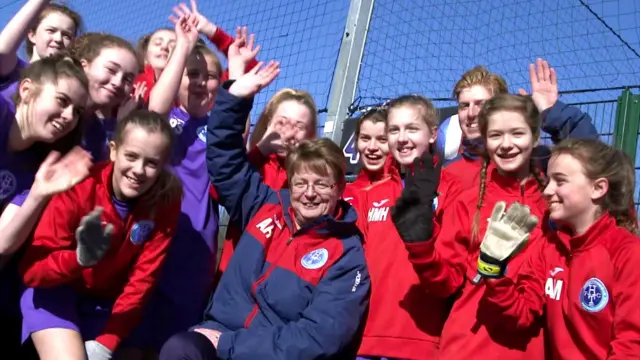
[160,62,371,360]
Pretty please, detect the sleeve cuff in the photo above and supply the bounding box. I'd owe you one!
[95,333,120,353]
[208,28,234,53]
[216,332,232,359]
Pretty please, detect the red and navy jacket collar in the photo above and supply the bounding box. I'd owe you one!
[553,213,617,254]
[278,189,359,238]
[486,163,544,198]
[352,154,400,189]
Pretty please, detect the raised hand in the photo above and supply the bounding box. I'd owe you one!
[257,116,297,156]
[475,201,538,282]
[391,151,441,243]
[117,82,147,122]
[169,0,217,38]
[229,61,280,98]
[174,14,200,51]
[75,207,114,267]
[518,58,558,112]
[31,147,92,199]
[229,27,261,66]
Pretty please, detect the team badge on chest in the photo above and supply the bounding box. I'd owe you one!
[197,125,207,143]
[301,248,329,270]
[130,220,155,245]
[580,277,609,312]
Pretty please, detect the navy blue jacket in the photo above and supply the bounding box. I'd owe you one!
[203,86,371,360]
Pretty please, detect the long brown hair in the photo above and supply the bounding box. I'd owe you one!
[111,110,182,211]
[248,89,317,149]
[471,94,546,241]
[71,32,136,66]
[15,54,88,165]
[552,139,638,234]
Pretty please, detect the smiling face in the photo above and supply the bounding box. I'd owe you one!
[82,47,138,108]
[387,105,436,166]
[357,119,389,172]
[19,76,87,143]
[178,51,220,117]
[109,124,170,200]
[458,85,493,140]
[290,165,340,228]
[545,153,608,232]
[485,110,538,177]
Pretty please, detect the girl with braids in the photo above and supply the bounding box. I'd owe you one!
[133,0,259,105]
[442,59,598,189]
[392,94,550,359]
[0,0,82,104]
[70,32,139,162]
[19,110,182,360]
[482,139,640,359]
[355,94,462,359]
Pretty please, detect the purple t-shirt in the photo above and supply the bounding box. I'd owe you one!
[82,117,116,162]
[156,107,218,316]
[0,94,40,316]
[112,195,135,220]
[0,58,28,113]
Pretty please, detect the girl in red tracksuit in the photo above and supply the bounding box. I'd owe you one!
[483,138,640,360]
[133,0,259,105]
[342,107,395,209]
[18,110,182,360]
[355,95,462,360]
[214,88,318,284]
[394,94,550,360]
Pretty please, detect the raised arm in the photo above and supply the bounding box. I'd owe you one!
[206,62,280,229]
[0,0,48,76]
[0,146,91,260]
[520,58,598,143]
[147,14,199,116]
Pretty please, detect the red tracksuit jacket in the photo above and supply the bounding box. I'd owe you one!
[343,155,398,211]
[19,161,181,351]
[355,162,462,359]
[212,146,288,287]
[403,164,548,359]
[484,213,640,359]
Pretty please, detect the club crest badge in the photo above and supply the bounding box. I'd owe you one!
[197,125,207,143]
[0,170,17,200]
[130,220,155,245]
[301,248,329,270]
[580,277,609,312]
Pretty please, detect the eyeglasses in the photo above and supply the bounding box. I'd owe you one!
[291,181,337,195]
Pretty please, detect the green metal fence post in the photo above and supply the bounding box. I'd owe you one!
[613,89,640,162]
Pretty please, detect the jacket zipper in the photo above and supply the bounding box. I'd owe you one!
[243,235,294,328]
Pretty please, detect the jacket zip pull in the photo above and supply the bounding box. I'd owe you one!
[287,236,293,245]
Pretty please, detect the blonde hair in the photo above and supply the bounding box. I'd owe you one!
[285,138,346,191]
[249,89,317,149]
[112,110,182,212]
[552,139,638,234]
[453,66,508,100]
[471,94,546,240]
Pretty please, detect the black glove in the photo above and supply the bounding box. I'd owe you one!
[391,151,441,243]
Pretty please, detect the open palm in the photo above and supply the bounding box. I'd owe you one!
[229,61,280,98]
[33,147,92,198]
